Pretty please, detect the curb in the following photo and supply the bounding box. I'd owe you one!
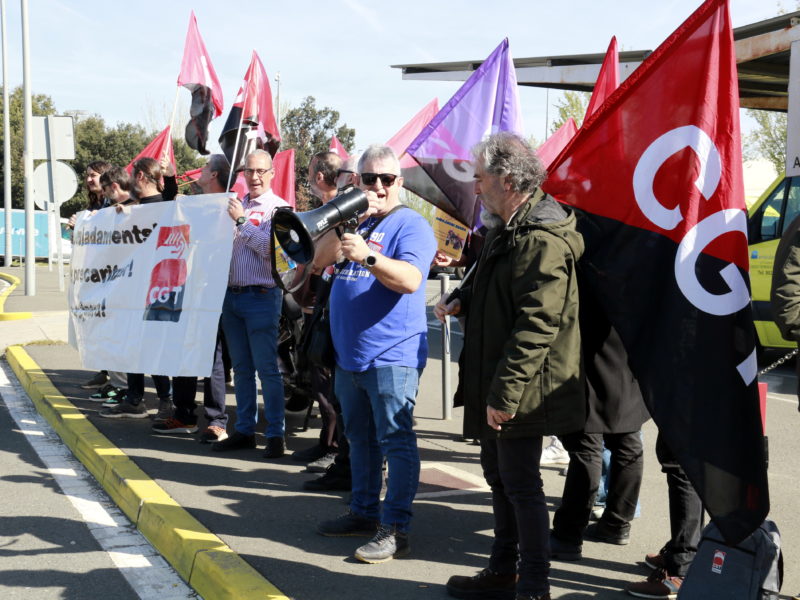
[5,344,288,600]
[0,272,33,321]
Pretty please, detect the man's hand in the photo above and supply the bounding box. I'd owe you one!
[433,250,453,268]
[434,296,461,323]
[227,195,244,221]
[487,405,515,431]
[67,214,77,229]
[160,157,175,177]
[340,232,370,264]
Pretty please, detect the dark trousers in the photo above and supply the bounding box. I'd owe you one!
[553,431,644,543]
[310,363,337,448]
[126,373,170,404]
[481,436,549,596]
[173,327,228,428]
[655,432,703,577]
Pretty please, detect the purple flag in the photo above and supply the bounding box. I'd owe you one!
[406,38,523,226]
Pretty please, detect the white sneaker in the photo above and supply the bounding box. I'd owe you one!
[540,436,570,465]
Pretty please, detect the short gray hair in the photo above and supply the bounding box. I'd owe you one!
[247,149,273,166]
[472,132,546,195]
[358,145,400,175]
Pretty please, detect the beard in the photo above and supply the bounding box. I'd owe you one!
[480,208,505,230]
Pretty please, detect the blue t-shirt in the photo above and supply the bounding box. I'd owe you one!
[330,207,436,372]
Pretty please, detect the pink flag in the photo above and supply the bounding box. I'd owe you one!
[126,126,175,174]
[536,118,577,169]
[385,98,439,169]
[585,36,619,119]
[177,11,223,117]
[272,149,296,208]
[329,136,349,160]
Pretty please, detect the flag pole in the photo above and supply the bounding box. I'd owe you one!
[225,79,252,192]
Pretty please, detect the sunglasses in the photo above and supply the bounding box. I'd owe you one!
[360,172,398,187]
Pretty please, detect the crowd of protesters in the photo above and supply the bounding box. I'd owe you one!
[70,136,713,600]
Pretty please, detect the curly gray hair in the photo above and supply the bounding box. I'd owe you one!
[472,132,546,195]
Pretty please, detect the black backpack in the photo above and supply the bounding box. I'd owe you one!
[678,519,782,599]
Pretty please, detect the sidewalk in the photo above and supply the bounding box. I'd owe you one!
[2,265,799,599]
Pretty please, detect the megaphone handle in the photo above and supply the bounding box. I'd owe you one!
[342,217,359,234]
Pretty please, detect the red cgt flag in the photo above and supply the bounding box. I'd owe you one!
[543,0,767,545]
[537,118,577,170]
[126,126,175,175]
[272,149,296,209]
[328,135,349,160]
[584,36,619,119]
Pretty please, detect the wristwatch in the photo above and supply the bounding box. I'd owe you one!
[362,252,378,268]
[236,216,247,227]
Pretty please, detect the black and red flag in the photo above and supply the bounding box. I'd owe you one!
[177,11,223,155]
[218,51,280,172]
[543,0,768,545]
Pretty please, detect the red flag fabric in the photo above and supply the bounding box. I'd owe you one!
[219,51,280,170]
[537,118,577,169]
[272,149,296,209]
[328,136,349,160]
[543,0,767,545]
[177,11,224,155]
[385,98,439,169]
[232,172,247,200]
[585,36,619,119]
[125,126,175,175]
[177,11,223,118]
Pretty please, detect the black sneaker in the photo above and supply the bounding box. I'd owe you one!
[306,450,337,473]
[263,436,285,459]
[291,443,328,463]
[515,594,551,600]
[549,532,582,561]
[446,568,516,599]
[584,520,630,545]
[100,401,148,419]
[354,525,409,563]
[89,384,120,402]
[317,511,379,537]
[211,430,256,452]
[81,371,109,389]
[303,468,352,491]
[152,418,199,434]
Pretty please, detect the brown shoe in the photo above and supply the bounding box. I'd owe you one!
[199,425,228,444]
[446,568,516,599]
[626,568,682,599]
[644,546,668,570]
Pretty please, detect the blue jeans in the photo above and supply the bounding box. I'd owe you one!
[221,287,284,438]
[335,365,421,532]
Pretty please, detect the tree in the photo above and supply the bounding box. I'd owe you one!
[743,109,786,176]
[550,91,590,133]
[0,86,57,209]
[280,96,355,195]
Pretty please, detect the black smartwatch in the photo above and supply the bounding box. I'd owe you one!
[236,216,247,227]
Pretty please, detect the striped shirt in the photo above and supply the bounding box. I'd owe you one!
[228,189,289,287]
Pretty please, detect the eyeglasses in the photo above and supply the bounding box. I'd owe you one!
[243,168,273,177]
[360,172,398,187]
[336,169,354,177]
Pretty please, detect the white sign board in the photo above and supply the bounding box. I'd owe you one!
[68,195,234,376]
[33,161,78,210]
[32,115,76,160]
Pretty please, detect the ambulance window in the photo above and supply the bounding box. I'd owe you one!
[754,179,787,242]
[782,177,800,236]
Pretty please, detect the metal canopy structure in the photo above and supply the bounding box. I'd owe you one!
[392,11,800,112]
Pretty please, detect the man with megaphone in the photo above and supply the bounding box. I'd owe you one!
[313,145,437,565]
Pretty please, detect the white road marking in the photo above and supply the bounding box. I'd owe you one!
[0,360,199,600]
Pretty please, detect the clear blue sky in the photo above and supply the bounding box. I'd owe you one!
[0,0,783,157]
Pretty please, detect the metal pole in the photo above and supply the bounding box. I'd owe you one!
[46,115,64,291]
[21,0,33,294]
[1,0,11,268]
[274,71,281,132]
[438,273,452,420]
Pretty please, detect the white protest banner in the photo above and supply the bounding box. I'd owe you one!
[68,194,233,377]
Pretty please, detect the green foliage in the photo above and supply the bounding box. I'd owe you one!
[550,91,590,133]
[280,96,355,192]
[0,87,57,209]
[0,86,204,217]
[743,109,786,176]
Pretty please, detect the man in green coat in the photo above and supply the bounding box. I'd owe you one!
[435,132,585,600]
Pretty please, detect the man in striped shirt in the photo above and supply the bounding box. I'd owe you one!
[212,149,289,459]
